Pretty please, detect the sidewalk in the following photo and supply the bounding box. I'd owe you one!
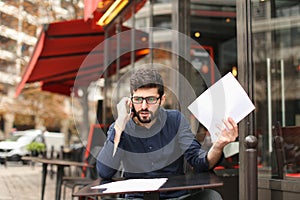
[0,162,73,200]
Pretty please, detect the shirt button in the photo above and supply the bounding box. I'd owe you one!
[149,146,152,150]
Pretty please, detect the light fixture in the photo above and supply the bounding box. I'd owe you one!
[232,66,238,77]
[194,32,201,38]
[141,36,147,42]
[136,49,150,56]
[97,0,129,26]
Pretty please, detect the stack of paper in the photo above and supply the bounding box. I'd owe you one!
[91,178,168,193]
[188,72,255,142]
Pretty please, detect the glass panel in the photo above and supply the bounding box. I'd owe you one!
[124,0,176,108]
[190,0,237,93]
[252,0,300,178]
[189,1,237,167]
[104,0,153,123]
[153,15,171,28]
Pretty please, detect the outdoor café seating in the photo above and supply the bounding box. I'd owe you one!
[62,124,107,200]
[62,146,101,200]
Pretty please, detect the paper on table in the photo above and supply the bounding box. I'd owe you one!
[188,72,255,142]
[91,178,168,193]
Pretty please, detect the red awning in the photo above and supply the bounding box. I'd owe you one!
[15,19,149,96]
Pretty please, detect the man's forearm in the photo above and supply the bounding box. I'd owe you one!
[207,144,223,169]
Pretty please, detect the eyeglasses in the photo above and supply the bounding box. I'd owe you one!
[131,96,160,104]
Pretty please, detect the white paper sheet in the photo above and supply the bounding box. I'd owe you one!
[91,178,168,193]
[188,72,255,142]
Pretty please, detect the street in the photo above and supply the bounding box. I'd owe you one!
[0,162,72,200]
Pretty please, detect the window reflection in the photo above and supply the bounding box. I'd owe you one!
[252,0,300,177]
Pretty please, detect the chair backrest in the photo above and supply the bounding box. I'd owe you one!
[279,125,300,146]
[82,124,108,178]
[85,145,102,179]
[84,124,107,161]
[273,122,300,178]
[273,122,285,179]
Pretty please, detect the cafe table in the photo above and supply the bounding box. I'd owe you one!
[73,172,223,200]
[23,157,93,200]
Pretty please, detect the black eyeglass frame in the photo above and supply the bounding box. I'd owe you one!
[131,96,161,104]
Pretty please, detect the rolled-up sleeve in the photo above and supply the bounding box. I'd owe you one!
[177,114,210,172]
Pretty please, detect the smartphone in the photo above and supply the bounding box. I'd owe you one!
[126,99,132,114]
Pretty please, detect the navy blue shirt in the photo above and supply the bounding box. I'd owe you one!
[97,108,210,199]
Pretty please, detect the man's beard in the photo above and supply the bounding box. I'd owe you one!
[133,107,158,124]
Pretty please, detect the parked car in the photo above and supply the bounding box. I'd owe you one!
[0,129,41,164]
[0,129,65,164]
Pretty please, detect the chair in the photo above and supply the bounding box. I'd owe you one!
[272,122,300,179]
[62,124,107,200]
[62,146,101,200]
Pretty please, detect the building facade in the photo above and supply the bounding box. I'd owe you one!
[0,0,85,139]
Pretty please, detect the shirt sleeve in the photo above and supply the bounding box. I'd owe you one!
[176,114,210,172]
[96,124,122,179]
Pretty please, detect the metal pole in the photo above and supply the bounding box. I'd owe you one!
[245,135,258,200]
[116,23,121,100]
[102,30,109,126]
[280,59,285,126]
[267,58,272,152]
[131,4,136,70]
[149,0,154,63]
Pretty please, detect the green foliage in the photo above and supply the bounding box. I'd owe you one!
[26,142,46,153]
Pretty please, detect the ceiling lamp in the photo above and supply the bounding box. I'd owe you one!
[194,32,201,38]
[97,0,129,26]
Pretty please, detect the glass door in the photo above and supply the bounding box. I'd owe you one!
[251,0,300,177]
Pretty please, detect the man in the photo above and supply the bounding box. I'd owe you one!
[97,68,238,199]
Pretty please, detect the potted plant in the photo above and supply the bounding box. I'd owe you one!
[26,142,46,157]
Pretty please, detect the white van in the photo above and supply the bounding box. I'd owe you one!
[0,129,64,164]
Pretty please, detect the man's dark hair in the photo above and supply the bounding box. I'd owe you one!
[130,68,164,97]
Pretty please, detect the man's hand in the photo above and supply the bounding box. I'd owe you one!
[207,117,238,168]
[214,117,238,150]
[113,97,132,156]
[115,97,132,131]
